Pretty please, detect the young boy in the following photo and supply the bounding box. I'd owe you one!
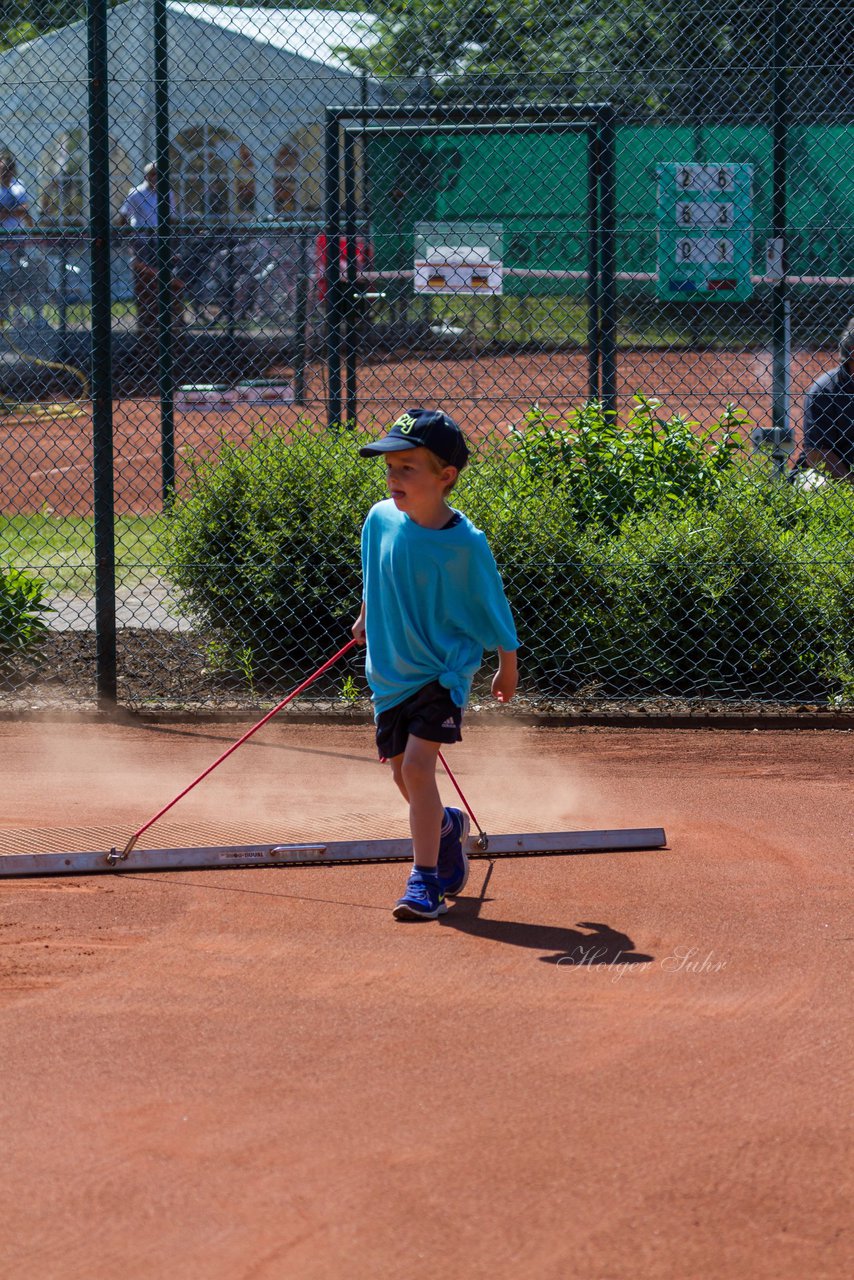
[352,407,519,921]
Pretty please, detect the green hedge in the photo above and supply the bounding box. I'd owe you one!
[163,404,854,702]
[163,421,385,675]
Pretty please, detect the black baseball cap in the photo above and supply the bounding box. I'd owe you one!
[359,408,470,471]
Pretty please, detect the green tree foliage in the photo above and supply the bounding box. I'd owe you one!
[0,2,84,50]
[344,0,853,117]
[345,0,664,83]
[2,2,850,115]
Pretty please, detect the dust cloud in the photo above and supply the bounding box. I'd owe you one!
[1,716,600,852]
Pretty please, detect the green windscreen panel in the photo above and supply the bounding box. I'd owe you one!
[369,125,854,290]
[368,130,589,295]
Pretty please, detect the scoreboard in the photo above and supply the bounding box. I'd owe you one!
[657,163,754,301]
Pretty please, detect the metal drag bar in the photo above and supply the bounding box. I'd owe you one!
[0,829,666,878]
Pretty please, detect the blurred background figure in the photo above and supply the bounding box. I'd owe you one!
[116,162,183,343]
[0,153,32,231]
[798,317,854,484]
[0,153,33,324]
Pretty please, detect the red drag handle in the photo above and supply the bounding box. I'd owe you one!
[118,639,357,857]
[438,749,485,845]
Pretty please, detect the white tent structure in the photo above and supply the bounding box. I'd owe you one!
[0,3,381,224]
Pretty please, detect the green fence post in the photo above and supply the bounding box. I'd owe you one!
[324,113,343,429]
[599,106,618,421]
[58,233,69,335]
[224,234,237,341]
[87,0,117,706]
[153,0,175,503]
[344,128,358,428]
[770,0,791,479]
[293,225,309,406]
[587,124,601,403]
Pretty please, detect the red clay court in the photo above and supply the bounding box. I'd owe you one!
[0,719,850,1278]
[1,348,830,515]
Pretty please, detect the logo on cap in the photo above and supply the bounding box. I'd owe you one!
[358,406,470,470]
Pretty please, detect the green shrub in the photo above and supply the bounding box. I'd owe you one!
[457,454,601,686]
[503,466,854,700]
[574,492,852,698]
[163,420,384,675]
[163,409,854,703]
[0,568,51,661]
[507,396,748,531]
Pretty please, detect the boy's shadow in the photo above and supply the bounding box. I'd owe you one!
[439,864,654,966]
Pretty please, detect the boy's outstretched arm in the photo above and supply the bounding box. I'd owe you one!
[492,648,518,703]
[352,599,366,646]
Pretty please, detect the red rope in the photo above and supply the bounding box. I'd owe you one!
[119,639,356,857]
[438,749,485,842]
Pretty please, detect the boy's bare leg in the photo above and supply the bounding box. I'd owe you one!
[388,753,409,803]
[399,736,444,870]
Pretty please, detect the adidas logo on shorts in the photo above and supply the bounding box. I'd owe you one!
[441,717,456,728]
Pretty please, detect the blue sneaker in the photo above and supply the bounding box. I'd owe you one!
[437,807,471,897]
[393,869,447,921]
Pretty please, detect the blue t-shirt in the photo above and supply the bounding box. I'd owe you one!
[0,180,28,229]
[361,499,518,716]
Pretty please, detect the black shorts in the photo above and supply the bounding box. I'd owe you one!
[376,680,463,761]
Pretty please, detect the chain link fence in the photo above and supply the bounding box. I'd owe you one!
[1,0,852,713]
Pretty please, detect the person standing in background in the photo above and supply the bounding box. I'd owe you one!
[0,154,33,324]
[116,162,182,343]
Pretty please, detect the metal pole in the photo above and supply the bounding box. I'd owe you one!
[153,0,175,503]
[58,233,69,335]
[598,106,618,421]
[324,114,343,429]
[587,125,601,402]
[292,224,309,405]
[225,233,236,340]
[344,129,358,427]
[87,0,117,706]
[770,0,791,479]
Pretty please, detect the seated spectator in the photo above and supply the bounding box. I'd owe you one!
[799,318,854,482]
